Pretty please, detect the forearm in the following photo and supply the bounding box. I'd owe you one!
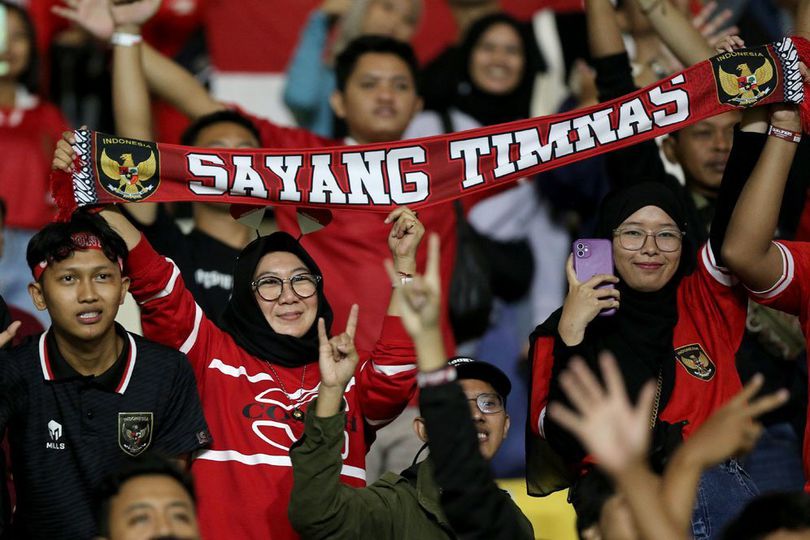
[113,26,152,140]
[386,256,416,317]
[586,0,625,59]
[614,464,686,540]
[314,388,344,417]
[283,10,330,112]
[660,446,705,533]
[141,42,223,120]
[413,327,446,373]
[722,129,798,289]
[635,0,714,65]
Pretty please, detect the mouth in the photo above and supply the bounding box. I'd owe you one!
[477,431,489,443]
[634,262,664,271]
[76,310,102,325]
[483,65,514,82]
[276,311,303,322]
[706,160,728,173]
[373,107,397,118]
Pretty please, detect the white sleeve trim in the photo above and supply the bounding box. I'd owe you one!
[179,303,203,354]
[538,406,547,438]
[371,362,417,376]
[747,241,794,300]
[139,258,181,304]
[702,243,737,287]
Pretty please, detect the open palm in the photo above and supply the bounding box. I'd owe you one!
[52,0,160,39]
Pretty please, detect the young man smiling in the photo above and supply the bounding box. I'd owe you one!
[0,212,209,539]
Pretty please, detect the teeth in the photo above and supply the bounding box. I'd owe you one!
[477,433,487,440]
[79,312,99,319]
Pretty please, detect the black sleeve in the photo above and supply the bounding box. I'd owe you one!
[593,52,669,191]
[152,351,212,456]
[709,128,768,266]
[420,382,534,540]
[120,205,191,268]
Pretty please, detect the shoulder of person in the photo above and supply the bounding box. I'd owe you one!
[129,332,193,372]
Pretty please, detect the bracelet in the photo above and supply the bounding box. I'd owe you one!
[392,271,414,288]
[417,365,457,388]
[111,32,143,47]
[768,125,802,143]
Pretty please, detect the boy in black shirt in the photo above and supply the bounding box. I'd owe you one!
[0,212,210,539]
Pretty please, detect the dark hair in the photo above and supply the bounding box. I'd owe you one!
[180,109,262,147]
[335,35,420,93]
[0,197,6,227]
[95,454,197,536]
[722,492,810,540]
[1,2,40,93]
[26,211,129,280]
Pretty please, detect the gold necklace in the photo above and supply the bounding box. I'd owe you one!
[268,363,308,422]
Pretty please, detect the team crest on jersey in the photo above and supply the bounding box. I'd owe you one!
[675,344,716,381]
[118,412,154,457]
[96,134,160,201]
[711,46,777,106]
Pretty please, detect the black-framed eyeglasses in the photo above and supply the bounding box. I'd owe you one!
[251,274,322,302]
[612,227,685,253]
[466,393,505,415]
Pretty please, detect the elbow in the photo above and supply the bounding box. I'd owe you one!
[720,238,749,273]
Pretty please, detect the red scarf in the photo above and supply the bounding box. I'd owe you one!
[52,38,810,220]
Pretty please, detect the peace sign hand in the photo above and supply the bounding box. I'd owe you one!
[386,233,441,339]
[317,304,360,391]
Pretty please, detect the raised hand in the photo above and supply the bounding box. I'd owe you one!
[317,304,360,391]
[0,321,21,349]
[385,233,440,339]
[52,130,78,173]
[714,34,745,54]
[548,353,656,477]
[682,374,788,467]
[385,207,425,275]
[557,255,620,346]
[52,0,160,40]
[693,3,739,51]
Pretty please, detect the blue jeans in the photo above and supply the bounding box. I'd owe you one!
[742,422,806,494]
[691,459,759,539]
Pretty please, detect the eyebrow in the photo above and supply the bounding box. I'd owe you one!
[255,267,310,279]
[124,501,192,513]
[621,221,678,228]
[53,264,117,273]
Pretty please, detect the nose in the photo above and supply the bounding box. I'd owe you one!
[276,280,299,304]
[154,513,173,537]
[77,278,99,303]
[713,129,732,152]
[375,82,395,102]
[640,234,659,255]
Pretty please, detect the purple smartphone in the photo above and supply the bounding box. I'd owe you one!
[572,238,616,316]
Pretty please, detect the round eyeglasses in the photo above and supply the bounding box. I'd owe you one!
[251,274,322,302]
[613,227,685,253]
[466,393,505,415]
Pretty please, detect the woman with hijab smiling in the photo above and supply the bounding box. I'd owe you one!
[528,153,764,538]
[90,205,424,540]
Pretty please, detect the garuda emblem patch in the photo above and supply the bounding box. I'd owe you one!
[96,134,160,201]
[675,344,716,381]
[712,46,778,107]
[118,412,154,457]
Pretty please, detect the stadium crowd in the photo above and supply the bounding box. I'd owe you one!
[2,0,810,538]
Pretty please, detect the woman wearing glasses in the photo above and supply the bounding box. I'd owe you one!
[92,206,423,540]
[528,175,758,538]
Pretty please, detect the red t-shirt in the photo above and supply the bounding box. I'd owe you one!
[245,113,458,355]
[531,244,748,447]
[0,95,69,230]
[748,240,810,491]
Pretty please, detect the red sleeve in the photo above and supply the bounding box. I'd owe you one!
[355,316,417,427]
[748,241,809,319]
[529,335,556,438]
[125,235,223,381]
[229,106,339,149]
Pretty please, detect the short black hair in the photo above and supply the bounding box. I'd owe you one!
[335,35,420,93]
[722,492,810,540]
[180,109,261,147]
[95,454,197,536]
[1,2,40,93]
[26,211,128,280]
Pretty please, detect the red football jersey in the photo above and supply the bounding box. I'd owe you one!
[531,244,747,447]
[748,240,810,492]
[126,236,417,540]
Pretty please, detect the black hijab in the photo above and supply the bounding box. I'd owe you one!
[219,232,333,368]
[455,13,546,126]
[530,182,696,461]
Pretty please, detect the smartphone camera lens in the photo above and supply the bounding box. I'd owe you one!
[576,243,585,250]
[577,250,585,257]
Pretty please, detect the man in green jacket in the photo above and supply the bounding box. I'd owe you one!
[289,236,533,539]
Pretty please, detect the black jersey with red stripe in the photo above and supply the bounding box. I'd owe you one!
[0,324,209,539]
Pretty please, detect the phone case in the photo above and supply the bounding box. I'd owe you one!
[572,239,616,316]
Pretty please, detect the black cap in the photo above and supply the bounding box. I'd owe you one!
[448,357,512,399]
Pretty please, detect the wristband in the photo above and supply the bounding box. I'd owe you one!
[417,365,457,388]
[392,271,414,288]
[768,125,801,143]
[111,32,143,47]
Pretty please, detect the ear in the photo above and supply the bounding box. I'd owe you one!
[28,281,47,312]
[330,91,347,120]
[413,96,424,116]
[412,416,428,443]
[503,414,511,440]
[661,135,679,165]
[119,276,131,305]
